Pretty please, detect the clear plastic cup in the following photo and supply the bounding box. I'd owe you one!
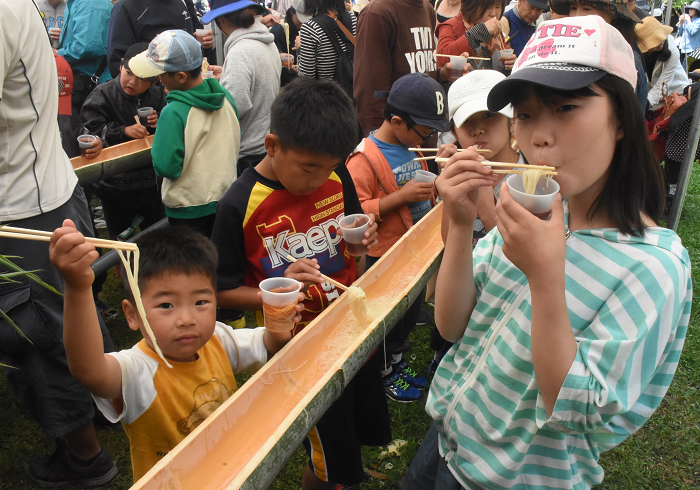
[195,29,207,37]
[491,50,504,71]
[414,169,436,183]
[202,70,214,79]
[338,214,370,256]
[281,53,294,69]
[138,107,153,125]
[77,135,97,156]
[260,277,302,333]
[506,173,560,215]
[450,56,467,79]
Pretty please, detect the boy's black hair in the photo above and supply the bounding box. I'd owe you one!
[461,0,508,24]
[218,7,257,29]
[269,77,358,160]
[383,103,416,127]
[120,226,218,302]
[166,66,202,79]
[510,74,665,236]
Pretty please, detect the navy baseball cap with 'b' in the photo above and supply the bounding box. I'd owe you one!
[374,73,450,132]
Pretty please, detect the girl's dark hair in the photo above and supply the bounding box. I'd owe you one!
[270,77,358,160]
[221,7,257,28]
[510,75,665,236]
[285,7,300,42]
[643,39,671,79]
[383,103,416,127]
[611,17,642,56]
[461,0,507,24]
[121,226,218,302]
[304,0,345,16]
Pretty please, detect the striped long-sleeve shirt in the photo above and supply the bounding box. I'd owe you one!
[298,14,356,80]
[426,214,692,489]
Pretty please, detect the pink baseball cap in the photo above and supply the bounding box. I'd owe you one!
[487,16,637,112]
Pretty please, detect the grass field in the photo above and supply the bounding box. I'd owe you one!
[1,169,699,489]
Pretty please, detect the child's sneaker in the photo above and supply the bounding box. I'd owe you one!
[29,439,118,487]
[393,360,428,390]
[383,371,421,403]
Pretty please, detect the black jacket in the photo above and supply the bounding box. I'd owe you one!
[80,75,166,146]
[106,0,203,78]
[80,75,166,189]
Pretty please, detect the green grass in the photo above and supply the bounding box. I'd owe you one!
[2,170,700,489]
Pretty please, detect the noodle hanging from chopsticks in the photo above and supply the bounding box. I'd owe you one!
[116,248,172,368]
[521,168,551,195]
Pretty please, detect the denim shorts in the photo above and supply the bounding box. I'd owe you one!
[0,185,114,438]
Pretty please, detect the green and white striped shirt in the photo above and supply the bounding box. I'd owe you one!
[426,222,692,489]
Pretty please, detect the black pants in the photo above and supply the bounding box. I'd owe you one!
[94,182,166,241]
[168,214,217,239]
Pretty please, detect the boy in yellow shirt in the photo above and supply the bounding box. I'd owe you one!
[49,223,295,481]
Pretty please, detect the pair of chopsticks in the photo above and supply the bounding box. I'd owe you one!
[433,159,557,175]
[285,254,348,291]
[435,54,490,61]
[409,148,491,161]
[0,226,138,251]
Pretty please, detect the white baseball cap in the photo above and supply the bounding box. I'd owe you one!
[448,70,513,128]
[488,16,637,112]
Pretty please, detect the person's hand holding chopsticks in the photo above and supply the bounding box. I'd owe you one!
[284,257,326,290]
[49,219,100,290]
[435,143,459,170]
[125,120,149,140]
[435,149,500,228]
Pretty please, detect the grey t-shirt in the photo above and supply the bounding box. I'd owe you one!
[37,0,66,31]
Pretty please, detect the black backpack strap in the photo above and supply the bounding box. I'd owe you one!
[91,56,108,85]
[312,14,351,58]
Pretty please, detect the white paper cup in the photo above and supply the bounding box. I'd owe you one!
[506,173,560,215]
[414,169,436,183]
[260,277,302,333]
[339,214,370,256]
[137,107,153,124]
[450,56,467,79]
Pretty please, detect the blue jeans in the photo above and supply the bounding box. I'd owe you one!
[401,423,465,490]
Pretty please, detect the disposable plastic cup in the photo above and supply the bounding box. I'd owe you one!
[77,135,97,156]
[137,107,153,125]
[202,70,214,79]
[339,214,370,256]
[260,277,302,333]
[195,29,207,37]
[414,169,436,183]
[450,56,467,79]
[506,173,560,216]
[491,50,504,71]
[500,48,514,59]
[281,53,294,69]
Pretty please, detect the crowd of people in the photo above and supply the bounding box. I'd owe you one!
[0,0,694,489]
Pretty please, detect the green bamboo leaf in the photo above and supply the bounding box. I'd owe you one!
[0,308,32,345]
[0,362,17,369]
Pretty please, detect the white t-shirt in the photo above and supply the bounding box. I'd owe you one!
[0,0,77,222]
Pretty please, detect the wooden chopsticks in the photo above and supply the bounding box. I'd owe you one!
[435,54,490,60]
[0,226,138,251]
[285,254,348,291]
[433,158,555,171]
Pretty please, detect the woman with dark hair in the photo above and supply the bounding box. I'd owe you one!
[295,0,357,83]
[271,7,303,86]
[638,16,689,110]
[567,0,649,112]
[202,0,282,177]
[435,0,516,78]
[677,1,700,68]
[401,16,691,490]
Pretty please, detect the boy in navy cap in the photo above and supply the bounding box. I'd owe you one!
[346,72,449,403]
[129,30,240,238]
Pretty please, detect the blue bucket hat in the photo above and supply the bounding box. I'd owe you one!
[202,0,266,24]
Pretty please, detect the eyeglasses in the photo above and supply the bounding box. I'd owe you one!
[410,126,437,142]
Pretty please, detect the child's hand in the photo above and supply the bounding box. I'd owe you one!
[495,187,566,284]
[211,65,222,81]
[399,179,434,203]
[84,137,102,160]
[362,213,379,250]
[257,290,306,324]
[435,150,499,228]
[146,110,158,128]
[294,35,301,51]
[436,143,459,170]
[284,258,324,290]
[196,30,214,49]
[49,219,99,290]
[125,123,149,140]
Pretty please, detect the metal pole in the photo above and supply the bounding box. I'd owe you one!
[665,0,674,25]
[667,95,700,231]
